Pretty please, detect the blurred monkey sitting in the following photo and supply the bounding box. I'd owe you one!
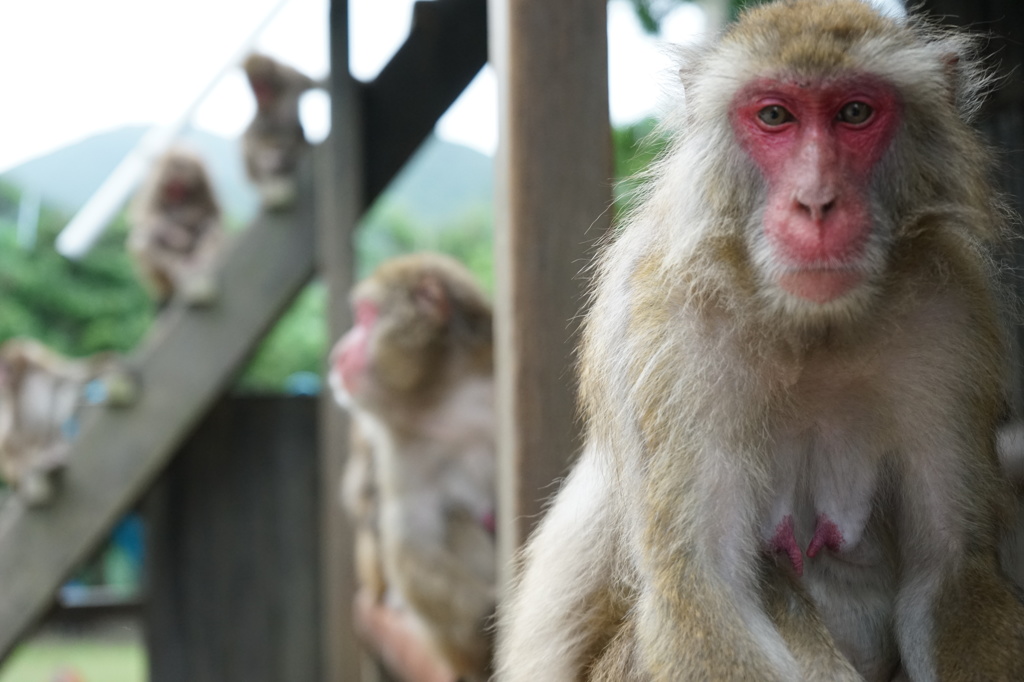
[242,53,318,209]
[0,338,136,506]
[328,253,497,682]
[129,147,225,308]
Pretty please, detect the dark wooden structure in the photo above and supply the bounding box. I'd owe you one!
[146,396,322,682]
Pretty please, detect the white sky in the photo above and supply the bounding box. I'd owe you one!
[0,0,904,175]
[0,0,708,174]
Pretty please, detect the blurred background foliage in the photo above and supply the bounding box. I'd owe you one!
[0,183,153,356]
[0,115,668,393]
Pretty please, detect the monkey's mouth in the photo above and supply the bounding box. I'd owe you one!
[777,268,863,304]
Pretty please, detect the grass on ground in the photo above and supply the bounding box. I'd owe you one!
[0,638,145,682]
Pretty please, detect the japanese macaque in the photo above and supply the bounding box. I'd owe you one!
[242,53,316,209]
[0,339,136,506]
[498,1,1024,680]
[129,148,225,307]
[328,253,496,682]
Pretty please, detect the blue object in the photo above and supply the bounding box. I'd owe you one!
[284,371,322,396]
[83,379,108,405]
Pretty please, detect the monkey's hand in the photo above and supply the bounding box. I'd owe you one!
[257,177,298,210]
[354,588,458,682]
[179,273,218,307]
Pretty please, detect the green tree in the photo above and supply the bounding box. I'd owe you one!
[0,182,153,358]
[613,116,670,216]
[0,107,679,393]
[357,201,495,291]
[237,283,327,392]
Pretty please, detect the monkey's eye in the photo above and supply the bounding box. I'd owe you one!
[757,105,794,126]
[837,101,872,124]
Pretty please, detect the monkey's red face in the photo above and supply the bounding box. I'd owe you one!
[731,75,901,304]
[163,178,191,204]
[252,79,278,108]
[329,299,378,406]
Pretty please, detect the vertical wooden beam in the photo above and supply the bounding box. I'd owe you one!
[490,0,613,575]
[319,2,364,681]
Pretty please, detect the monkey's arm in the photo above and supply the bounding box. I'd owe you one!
[497,449,624,682]
[242,137,262,183]
[129,217,187,252]
[342,428,387,600]
[895,426,1024,679]
[12,343,100,384]
[341,434,375,519]
[390,516,494,680]
[0,386,14,450]
[354,589,457,682]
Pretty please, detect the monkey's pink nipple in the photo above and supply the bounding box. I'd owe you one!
[768,515,804,577]
[806,514,844,557]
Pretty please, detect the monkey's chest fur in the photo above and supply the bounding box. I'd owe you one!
[751,323,960,679]
[761,413,900,679]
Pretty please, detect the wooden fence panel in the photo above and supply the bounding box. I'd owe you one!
[146,396,322,682]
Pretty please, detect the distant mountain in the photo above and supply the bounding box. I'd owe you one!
[0,126,494,229]
[2,126,260,222]
[382,137,494,226]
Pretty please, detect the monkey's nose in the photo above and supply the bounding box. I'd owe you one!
[796,197,837,222]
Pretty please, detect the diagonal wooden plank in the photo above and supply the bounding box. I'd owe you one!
[0,156,317,661]
[362,0,488,204]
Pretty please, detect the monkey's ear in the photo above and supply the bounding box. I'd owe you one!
[935,32,992,122]
[413,275,451,323]
[672,42,705,95]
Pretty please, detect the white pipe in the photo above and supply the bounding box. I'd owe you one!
[56,0,293,259]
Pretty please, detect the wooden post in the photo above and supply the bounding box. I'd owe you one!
[319,2,366,681]
[489,0,613,575]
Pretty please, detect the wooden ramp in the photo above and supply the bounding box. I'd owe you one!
[0,161,318,661]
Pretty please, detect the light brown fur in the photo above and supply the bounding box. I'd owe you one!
[129,147,225,306]
[241,53,316,209]
[498,1,1024,680]
[341,420,387,602]
[0,338,136,506]
[329,252,496,681]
